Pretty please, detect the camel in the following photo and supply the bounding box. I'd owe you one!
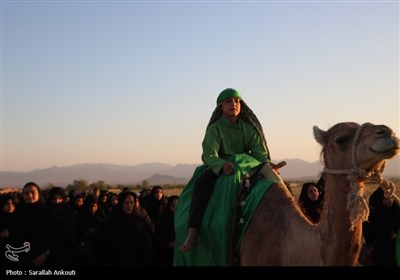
[239,122,400,266]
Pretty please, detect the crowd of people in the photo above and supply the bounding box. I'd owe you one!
[0,182,178,267]
[1,180,398,267]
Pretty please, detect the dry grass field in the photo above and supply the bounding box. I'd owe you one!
[2,178,399,203]
[164,178,400,202]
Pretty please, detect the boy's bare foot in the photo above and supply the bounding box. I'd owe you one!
[179,228,198,252]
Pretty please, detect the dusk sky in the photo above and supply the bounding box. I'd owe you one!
[1,1,399,172]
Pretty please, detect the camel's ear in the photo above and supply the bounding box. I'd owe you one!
[313,125,326,146]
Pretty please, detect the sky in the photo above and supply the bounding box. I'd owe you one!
[1,0,399,172]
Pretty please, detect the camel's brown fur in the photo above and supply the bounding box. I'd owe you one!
[239,122,400,266]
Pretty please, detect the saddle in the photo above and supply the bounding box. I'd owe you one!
[230,161,287,265]
[230,162,268,266]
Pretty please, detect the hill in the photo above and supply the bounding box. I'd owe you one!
[1,158,398,188]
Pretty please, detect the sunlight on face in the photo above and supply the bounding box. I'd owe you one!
[110,195,119,206]
[23,185,39,204]
[154,189,163,201]
[221,97,241,119]
[307,186,319,202]
[123,195,136,215]
[75,197,84,208]
[3,199,15,213]
[90,203,98,214]
[52,195,63,205]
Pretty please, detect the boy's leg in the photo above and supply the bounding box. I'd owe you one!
[180,169,218,252]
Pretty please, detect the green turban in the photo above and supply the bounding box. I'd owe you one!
[216,88,242,105]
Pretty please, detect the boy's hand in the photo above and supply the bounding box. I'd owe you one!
[223,162,234,175]
[269,161,287,172]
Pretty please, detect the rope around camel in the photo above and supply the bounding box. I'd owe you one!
[323,123,399,230]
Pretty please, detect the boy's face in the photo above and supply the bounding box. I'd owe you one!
[221,97,241,118]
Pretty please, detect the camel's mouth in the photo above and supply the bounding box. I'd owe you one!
[368,135,400,158]
[369,146,400,158]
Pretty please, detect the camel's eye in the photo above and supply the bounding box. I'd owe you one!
[375,129,385,137]
[335,136,347,145]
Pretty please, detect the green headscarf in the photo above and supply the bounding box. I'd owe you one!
[216,88,242,105]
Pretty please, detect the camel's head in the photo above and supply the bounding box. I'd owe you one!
[313,122,400,172]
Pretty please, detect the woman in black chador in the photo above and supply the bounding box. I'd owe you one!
[94,191,154,266]
[298,182,324,224]
[8,182,76,267]
[363,187,400,266]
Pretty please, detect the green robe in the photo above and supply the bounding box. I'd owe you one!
[202,116,270,175]
[173,154,276,266]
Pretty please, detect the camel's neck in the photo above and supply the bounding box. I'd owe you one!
[324,174,351,215]
[319,174,363,265]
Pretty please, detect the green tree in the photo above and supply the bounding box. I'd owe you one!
[65,179,89,192]
[142,180,149,188]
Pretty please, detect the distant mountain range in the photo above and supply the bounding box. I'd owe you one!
[1,158,399,188]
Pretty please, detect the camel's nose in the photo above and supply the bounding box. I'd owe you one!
[391,134,400,150]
